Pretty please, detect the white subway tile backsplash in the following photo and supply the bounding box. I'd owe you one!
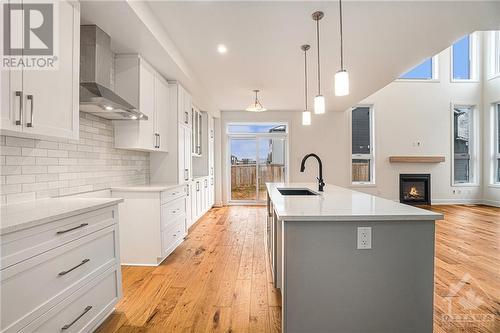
[47,149,68,158]
[6,192,35,204]
[6,174,36,184]
[6,156,35,165]
[1,112,149,204]
[1,146,22,156]
[22,165,47,174]
[22,147,47,157]
[35,157,59,165]
[5,137,35,148]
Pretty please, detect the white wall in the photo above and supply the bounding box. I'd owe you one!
[220,36,494,205]
[482,32,500,206]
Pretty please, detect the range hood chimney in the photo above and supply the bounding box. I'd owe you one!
[79,25,147,120]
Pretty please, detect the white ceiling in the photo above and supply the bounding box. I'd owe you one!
[145,0,500,112]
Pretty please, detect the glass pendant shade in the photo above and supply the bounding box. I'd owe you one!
[335,70,349,96]
[246,103,266,112]
[302,110,311,125]
[314,95,325,114]
[246,90,266,112]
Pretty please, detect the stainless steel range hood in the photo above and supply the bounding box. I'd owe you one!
[79,25,147,120]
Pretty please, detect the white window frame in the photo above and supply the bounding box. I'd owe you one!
[450,33,479,82]
[396,55,440,82]
[492,103,500,186]
[450,104,479,187]
[350,105,375,186]
[225,122,289,205]
[488,31,500,80]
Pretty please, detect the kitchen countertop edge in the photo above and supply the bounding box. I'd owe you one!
[1,197,124,235]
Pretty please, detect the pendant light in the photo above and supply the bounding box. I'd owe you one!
[312,11,325,114]
[300,44,311,126]
[334,0,349,96]
[246,89,267,112]
[301,44,311,125]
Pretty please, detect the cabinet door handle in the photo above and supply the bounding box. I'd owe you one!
[157,133,160,149]
[26,95,34,127]
[184,168,189,181]
[186,185,190,196]
[58,258,90,276]
[154,133,159,148]
[56,223,89,235]
[61,305,92,330]
[184,111,188,124]
[15,91,22,126]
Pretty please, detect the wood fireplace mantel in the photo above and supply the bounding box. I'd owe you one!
[389,156,445,163]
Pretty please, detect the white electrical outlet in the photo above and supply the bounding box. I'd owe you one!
[357,227,372,249]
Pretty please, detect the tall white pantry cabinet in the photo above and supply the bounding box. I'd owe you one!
[0,0,80,140]
[150,83,193,185]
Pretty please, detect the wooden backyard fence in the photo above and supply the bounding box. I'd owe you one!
[231,164,284,188]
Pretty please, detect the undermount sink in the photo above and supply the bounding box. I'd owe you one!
[277,188,318,196]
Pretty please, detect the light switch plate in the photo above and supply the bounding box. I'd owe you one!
[357,227,372,249]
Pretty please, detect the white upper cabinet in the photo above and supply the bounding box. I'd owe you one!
[0,0,80,140]
[177,84,192,127]
[155,75,169,151]
[114,55,168,152]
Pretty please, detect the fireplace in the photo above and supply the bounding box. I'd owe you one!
[399,174,431,205]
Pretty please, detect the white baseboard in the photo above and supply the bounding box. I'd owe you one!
[432,199,483,205]
[481,199,500,207]
[432,198,500,207]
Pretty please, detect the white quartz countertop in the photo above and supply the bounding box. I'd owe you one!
[111,183,185,192]
[0,197,123,235]
[266,183,443,222]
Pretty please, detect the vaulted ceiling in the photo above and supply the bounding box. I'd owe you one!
[82,1,500,114]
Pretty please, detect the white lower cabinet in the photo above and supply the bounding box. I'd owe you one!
[0,204,122,333]
[112,185,187,266]
[191,176,214,222]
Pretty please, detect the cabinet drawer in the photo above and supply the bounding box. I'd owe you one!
[1,226,118,332]
[161,197,185,229]
[160,186,186,205]
[19,266,120,333]
[161,217,185,257]
[1,206,116,269]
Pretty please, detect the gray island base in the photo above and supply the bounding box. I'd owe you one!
[266,183,443,333]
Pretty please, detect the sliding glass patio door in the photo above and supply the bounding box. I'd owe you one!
[228,124,287,204]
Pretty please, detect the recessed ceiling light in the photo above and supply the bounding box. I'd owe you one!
[104,106,113,111]
[217,44,227,54]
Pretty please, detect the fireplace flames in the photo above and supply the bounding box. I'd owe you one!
[407,186,421,199]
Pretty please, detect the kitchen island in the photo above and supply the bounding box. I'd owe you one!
[266,182,443,333]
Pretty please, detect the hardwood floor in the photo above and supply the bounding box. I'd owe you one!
[96,206,280,333]
[430,205,500,333]
[97,204,499,333]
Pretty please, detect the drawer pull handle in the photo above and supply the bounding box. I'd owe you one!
[56,223,89,235]
[58,259,90,276]
[61,305,92,330]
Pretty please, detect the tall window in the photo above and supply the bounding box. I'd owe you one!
[490,31,500,77]
[494,104,500,184]
[399,57,437,80]
[451,34,477,81]
[452,106,475,184]
[351,106,374,184]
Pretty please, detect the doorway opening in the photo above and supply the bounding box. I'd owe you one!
[227,123,288,204]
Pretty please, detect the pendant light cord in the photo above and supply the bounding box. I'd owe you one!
[339,0,344,70]
[304,49,308,110]
[316,18,321,94]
